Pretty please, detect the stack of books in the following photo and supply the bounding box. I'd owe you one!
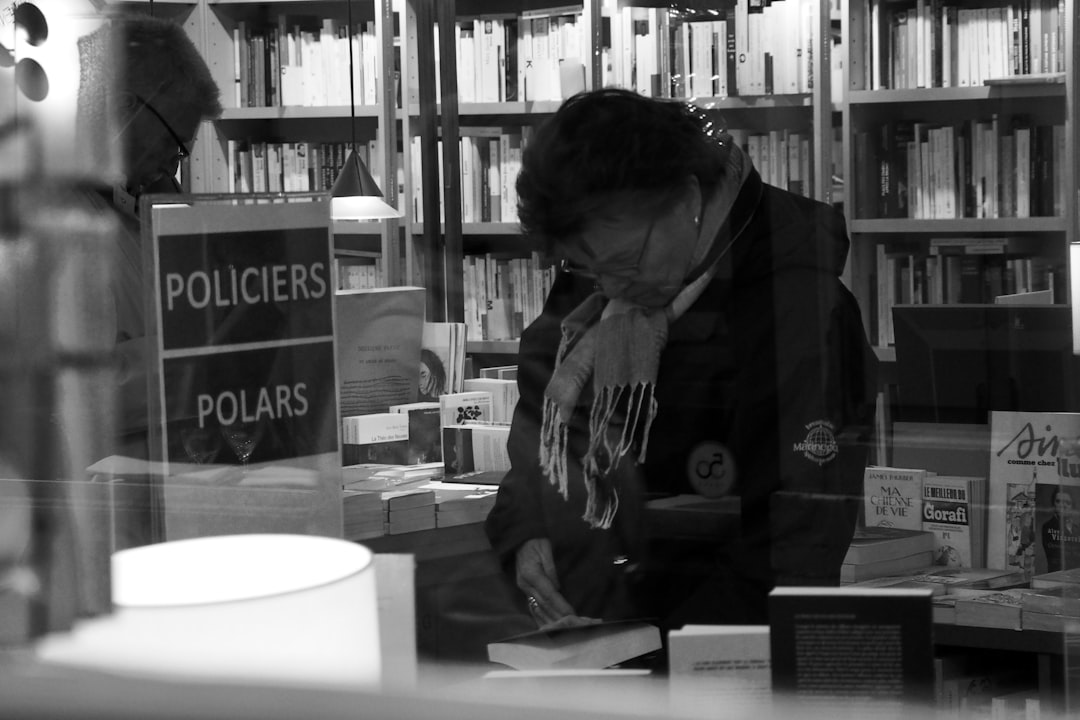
[420,480,500,528]
[342,488,385,540]
[841,526,937,583]
[341,466,439,537]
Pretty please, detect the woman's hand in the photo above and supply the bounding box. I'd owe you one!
[515,537,577,626]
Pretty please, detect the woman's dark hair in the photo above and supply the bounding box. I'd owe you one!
[515,88,731,255]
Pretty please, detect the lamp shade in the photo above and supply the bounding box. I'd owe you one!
[330,149,401,220]
[37,534,382,688]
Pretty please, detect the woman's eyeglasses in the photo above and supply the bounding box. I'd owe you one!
[131,93,191,163]
[557,218,656,280]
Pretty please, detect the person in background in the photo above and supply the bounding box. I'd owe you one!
[485,89,878,635]
[77,14,222,458]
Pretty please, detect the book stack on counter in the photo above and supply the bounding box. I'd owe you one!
[841,526,938,583]
[419,479,500,528]
[341,464,442,539]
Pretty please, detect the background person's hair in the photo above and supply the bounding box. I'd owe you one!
[515,88,731,256]
[117,14,222,117]
[78,14,222,169]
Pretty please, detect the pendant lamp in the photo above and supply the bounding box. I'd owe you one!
[331,0,400,220]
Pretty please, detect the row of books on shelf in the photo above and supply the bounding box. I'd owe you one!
[664,0,817,98]
[409,124,811,232]
[335,258,386,291]
[409,129,524,225]
[864,0,1066,90]
[740,128,814,199]
[227,138,393,195]
[452,9,584,104]
[232,17,380,109]
[463,253,555,343]
[873,240,1060,346]
[856,118,1065,220]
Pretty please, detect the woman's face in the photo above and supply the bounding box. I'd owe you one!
[558,183,703,308]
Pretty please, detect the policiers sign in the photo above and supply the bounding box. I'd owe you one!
[143,199,339,469]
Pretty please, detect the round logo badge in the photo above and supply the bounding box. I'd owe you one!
[686,441,736,498]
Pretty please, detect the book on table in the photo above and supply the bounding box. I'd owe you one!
[841,550,936,583]
[388,401,443,464]
[951,588,1029,630]
[335,286,425,417]
[920,474,988,569]
[987,411,1080,579]
[340,413,409,466]
[486,619,662,671]
[1031,566,1080,588]
[843,526,937,564]
[668,625,771,713]
[768,586,935,714]
[863,465,928,531]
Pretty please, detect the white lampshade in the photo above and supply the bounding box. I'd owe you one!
[38,534,381,688]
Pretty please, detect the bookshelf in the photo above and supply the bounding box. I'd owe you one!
[405,0,836,356]
[840,0,1078,350]
[180,0,404,287]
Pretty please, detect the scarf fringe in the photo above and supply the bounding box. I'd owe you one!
[541,381,658,529]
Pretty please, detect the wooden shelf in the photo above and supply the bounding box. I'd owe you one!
[848,82,1066,105]
[467,340,519,355]
[218,106,383,121]
[850,217,1067,234]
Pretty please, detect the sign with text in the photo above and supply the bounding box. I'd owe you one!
[143,198,342,540]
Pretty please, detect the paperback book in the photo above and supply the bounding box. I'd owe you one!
[463,377,520,424]
[341,413,409,466]
[389,401,442,464]
[987,411,1080,578]
[863,466,928,530]
[420,321,467,400]
[442,423,511,476]
[841,551,936,583]
[335,286,425,417]
[487,619,662,671]
[769,587,935,715]
[1031,567,1080,588]
[668,625,771,714]
[843,526,937,565]
[439,390,495,428]
[920,475,987,569]
[951,588,1028,630]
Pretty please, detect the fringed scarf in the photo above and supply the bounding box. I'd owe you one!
[539,138,753,528]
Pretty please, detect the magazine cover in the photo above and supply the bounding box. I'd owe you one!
[988,411,1080,577]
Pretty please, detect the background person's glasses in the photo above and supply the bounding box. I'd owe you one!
[131,93,191,163]
[557,219,656,280]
